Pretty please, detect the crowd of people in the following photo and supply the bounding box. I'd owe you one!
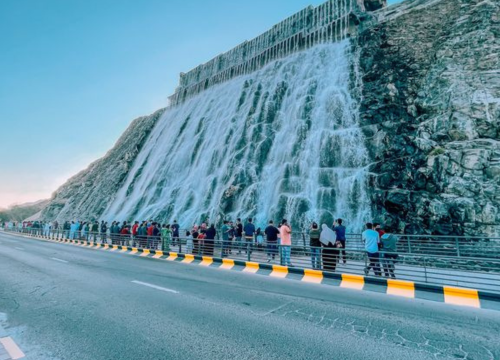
[4,217,399,278]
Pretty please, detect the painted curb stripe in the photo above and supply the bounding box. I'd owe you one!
[140,249,151,257]
[243,262,260,273]
[387,279,415,298]
[444,286,480,308]
[182,254,195,263]
[103,244,109,250]
[220,259,235,270]
[341,274,364,290]
[130,248,138,254]
[200,256,214,267]
[111,245,119,251]
[153,250,164,258]
[303,269,324,284]
[270,265,288,278]
[121,246,129,252]
[167,252,178,261]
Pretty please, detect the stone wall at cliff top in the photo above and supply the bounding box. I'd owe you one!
[41,109,165,221]
[356,0,500,236]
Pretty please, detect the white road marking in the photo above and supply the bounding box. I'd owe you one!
[15,247,24,250]
[132,280,179,294]
[51,257,69,264]
[0,336,25,359]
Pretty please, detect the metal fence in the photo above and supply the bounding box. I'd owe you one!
[7,228,500,293]
[6,226,500,259]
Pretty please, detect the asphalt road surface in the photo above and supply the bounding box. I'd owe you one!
[0,230,499,360]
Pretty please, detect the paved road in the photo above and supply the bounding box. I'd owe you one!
[0,231,499,360]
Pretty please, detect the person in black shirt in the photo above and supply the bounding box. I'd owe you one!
[204,224,217,256]
[235,218,243,254]
[265,220,280,262]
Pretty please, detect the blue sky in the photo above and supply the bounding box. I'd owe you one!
[0,0,402,208]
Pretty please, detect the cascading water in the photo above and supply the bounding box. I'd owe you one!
[103,41,372,232]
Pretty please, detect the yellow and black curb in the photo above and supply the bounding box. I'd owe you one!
[12,234,500,311]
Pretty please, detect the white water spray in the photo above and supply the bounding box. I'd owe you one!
[104,41,371,231]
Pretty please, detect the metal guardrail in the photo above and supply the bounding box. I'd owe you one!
[7,229,500,293]
[5,225,500,258]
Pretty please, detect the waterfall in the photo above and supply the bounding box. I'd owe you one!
[103,41,371,232]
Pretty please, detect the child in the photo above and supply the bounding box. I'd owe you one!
[256,228,264,248]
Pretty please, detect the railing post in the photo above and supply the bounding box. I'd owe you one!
[407,237,412,254]
[247,242,251,261]
[423,256,428,283]
[455,237,461,257]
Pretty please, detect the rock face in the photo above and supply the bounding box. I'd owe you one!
[355,0,500,236]
[41,109,164,221]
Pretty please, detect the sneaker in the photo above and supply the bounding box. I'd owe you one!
[364,268,369,276]
[267,259,271,263]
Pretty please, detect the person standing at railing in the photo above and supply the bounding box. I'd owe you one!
[333,219,347,264]
[161,224,172,252]
[279,219,292,267]
[320,224,338,272]
[101,221,108,244]
[137,222,147,248]
[244,218,256,255]
[309,223,322,269]
[171,220,180,247]
[265,220,280,262]
[227,221,235,255]
[381,233,399,279]
[221,221,230,257]
[69,221,76,240]
[146,222,155,249]
[205,224,216,256]
[44,221,51,238]
[235,218,243,254]
[192,225,200,255]
[91,221,99,242]
[362,223,381,277]
[120,225,131,246]
[185,231,193,254]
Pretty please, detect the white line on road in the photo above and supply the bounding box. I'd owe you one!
[132,280,179,294]
[0,336,25,359]
[51,257,69,264]
[15,247,24,251]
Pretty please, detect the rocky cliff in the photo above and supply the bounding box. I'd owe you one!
[356,0,499,236]
[39,0,499,236]
[41,109,165,221]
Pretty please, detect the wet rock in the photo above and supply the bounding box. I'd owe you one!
[355,0,500,236]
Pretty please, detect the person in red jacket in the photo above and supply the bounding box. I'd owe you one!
[131,221,139,247]
[374,223,385,250]
[147,223,156,249]
[120,225,131,246]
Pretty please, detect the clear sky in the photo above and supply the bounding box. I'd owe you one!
[0,0,403,208]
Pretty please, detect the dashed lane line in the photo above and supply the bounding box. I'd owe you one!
[0,336,25,359]
[131,280,179,294]
[51,257,69,264]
